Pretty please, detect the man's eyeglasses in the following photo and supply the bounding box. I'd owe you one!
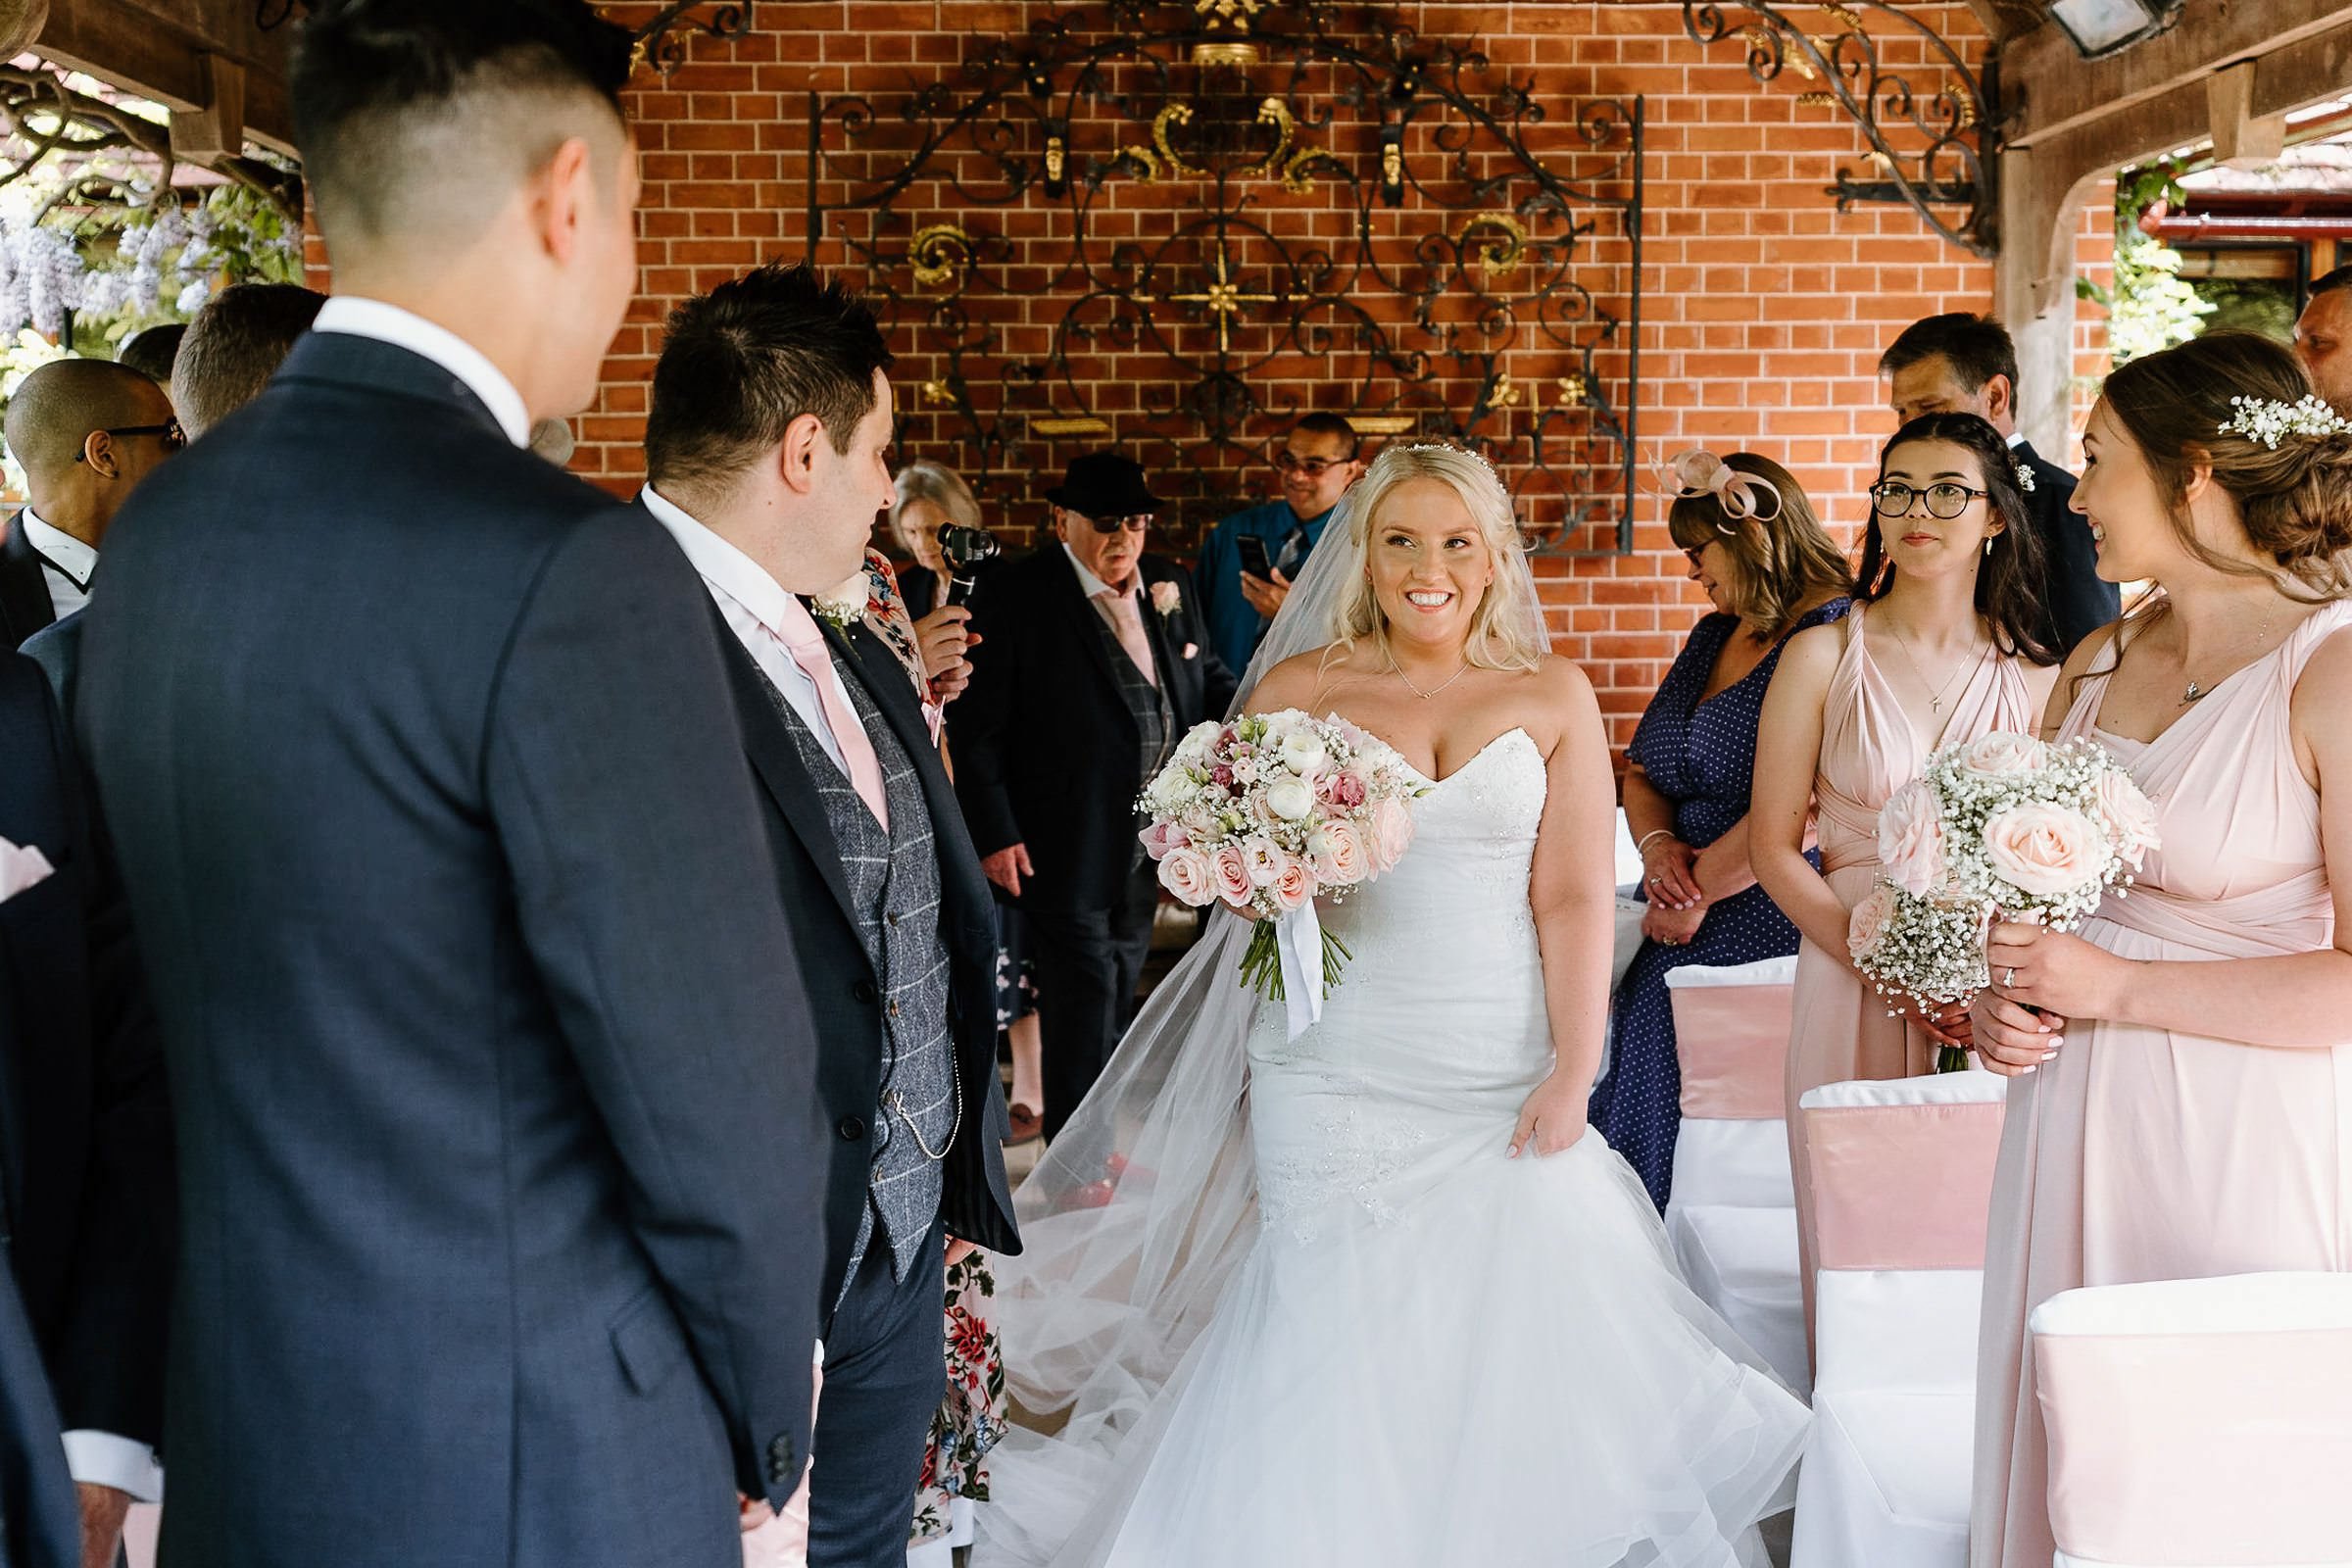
[74,420,186,462]
[1273,451,1349,477]
[1079,513,1152,534]
[1869,480,1989,520]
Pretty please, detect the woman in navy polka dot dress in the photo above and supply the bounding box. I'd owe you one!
[1591,451,1853,1210]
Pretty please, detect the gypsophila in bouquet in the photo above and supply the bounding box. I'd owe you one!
[1849,730,2160,1071]
[1138,710,1425,1031]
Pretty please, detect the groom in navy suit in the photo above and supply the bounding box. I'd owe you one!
[638,263,1019,1567]
[74,5,829,1564]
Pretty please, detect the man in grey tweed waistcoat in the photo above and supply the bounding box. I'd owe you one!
[637,263,1018,1568]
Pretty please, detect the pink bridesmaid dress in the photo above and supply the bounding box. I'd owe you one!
[1972,601,2352,1568]
[1784,603,2038,1340]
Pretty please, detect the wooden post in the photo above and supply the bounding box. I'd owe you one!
[0,0,48,57]
[171,54,247,166]
[2207,62,2288,170]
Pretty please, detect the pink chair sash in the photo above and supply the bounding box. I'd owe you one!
[1673,984,1794,1119]
[1800,1100,2005,1271]
[2037,1327,2352,1563]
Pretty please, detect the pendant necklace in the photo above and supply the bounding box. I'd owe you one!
[2180,618,2278,707]
[1882,620,1978,716]
[1390,655,1469,701]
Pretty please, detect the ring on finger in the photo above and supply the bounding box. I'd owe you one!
[2003,965,2017,988]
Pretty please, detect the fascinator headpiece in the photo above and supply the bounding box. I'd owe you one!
[1657,448,1783,531]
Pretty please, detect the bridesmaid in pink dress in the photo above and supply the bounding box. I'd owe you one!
[1970,334,2352,1567]
[1753,414,2060,1345]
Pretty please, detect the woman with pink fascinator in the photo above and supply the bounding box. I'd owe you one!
[1749,414,2061,1357]
[1590,448,1853,1212]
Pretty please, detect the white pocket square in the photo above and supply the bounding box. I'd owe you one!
[1183,643,1199,660]
[0,836,55,904]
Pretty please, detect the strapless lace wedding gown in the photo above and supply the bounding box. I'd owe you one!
[981,729,1807,1567]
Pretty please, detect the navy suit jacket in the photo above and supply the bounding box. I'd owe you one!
[2015,438,2117,656]
[955,548,1236,912]
[1,514,58,651]
[1,652,154,1568]
[705,602,1019,1309]
[76,331,831,1568]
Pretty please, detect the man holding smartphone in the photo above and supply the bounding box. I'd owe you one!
[1194,413,1364,675]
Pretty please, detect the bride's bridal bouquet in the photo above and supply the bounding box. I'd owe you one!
[1848,731,2160,1071]
[1139,710,1424,1035]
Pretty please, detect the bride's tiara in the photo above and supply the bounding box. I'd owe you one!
[2219,394,2352,449]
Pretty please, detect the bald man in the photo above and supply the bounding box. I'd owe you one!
[0,360,181,648]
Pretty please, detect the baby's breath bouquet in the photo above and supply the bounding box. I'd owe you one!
[1849,731,2160,1071]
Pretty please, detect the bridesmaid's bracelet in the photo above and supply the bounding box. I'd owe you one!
[1635,829,1675,858]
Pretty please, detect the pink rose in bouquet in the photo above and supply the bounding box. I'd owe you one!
[2091,768,2161,869]
[1981,802,2109,898]
[1846,882,1900,964]
[1876,780,1946,897]
[1135,709,1428,1004]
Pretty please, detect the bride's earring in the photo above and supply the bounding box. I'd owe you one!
[1984,536,1995,558]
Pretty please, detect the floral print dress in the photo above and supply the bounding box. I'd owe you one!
[852,550,1010,1552]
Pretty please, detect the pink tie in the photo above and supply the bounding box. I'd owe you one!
[1098,586,1159,688]
[775,597,889,830]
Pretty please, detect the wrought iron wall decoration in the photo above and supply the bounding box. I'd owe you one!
[802,0,1645,555]
[1682,2,1994,258]
[263,0,753,79]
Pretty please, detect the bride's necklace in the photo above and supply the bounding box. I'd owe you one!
[1389,654,1469,702]
[1880,618,1981,716]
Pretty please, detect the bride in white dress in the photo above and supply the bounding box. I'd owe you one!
[977,446,1807,1568]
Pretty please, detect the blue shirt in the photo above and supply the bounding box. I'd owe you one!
[1195,500,1337,677]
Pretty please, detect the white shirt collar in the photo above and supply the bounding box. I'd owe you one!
[312,297,532,448]
[21,509,95,584]
[639,485,802,639]
[1062,542,1131,600]
[2005,430,2028,451]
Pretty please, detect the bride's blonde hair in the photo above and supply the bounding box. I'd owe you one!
[1334,443,1547,673]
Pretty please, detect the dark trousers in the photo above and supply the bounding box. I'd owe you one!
[806,1214,947,1568]
[1027,862,1160,1143]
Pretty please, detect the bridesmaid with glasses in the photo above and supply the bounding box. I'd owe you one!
[1750,413,2061,1349]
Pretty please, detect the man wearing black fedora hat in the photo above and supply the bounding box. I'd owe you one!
[954,451,1236,1141]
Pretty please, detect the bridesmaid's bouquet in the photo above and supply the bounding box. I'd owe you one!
[1847,731,2160,1071]
[1138,710,1424,1030]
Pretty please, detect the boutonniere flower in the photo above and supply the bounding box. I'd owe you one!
[812,571,868,629]
[1150,580,1182,618]
[2013,460,2035,494]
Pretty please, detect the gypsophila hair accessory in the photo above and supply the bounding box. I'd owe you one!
[2219,394,2352,450]
[1657,448,1783,528]
[2014,461,2035,494]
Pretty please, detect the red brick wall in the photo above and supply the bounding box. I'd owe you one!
[580,1,2092,751]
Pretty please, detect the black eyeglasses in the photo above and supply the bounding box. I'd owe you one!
[74,420,186,462]
[1078,512,1152,534]
[1869,480,1988,520]
[1274,451,1349,477]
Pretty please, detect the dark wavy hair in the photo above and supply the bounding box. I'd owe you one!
[1856,413,2058,666]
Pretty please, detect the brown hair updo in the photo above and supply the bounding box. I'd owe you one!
[2101,330,2352,602]
[1665,453,1855,640]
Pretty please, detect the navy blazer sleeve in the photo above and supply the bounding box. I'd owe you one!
[481,508,828,1507]
[42,685,172,1452]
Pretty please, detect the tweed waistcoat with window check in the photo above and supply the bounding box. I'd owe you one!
[1087,589,1175,836]
[756,655,956,1289]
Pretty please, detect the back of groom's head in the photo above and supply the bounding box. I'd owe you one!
[291,0,634,254]
[645,262,895,502]
[173,283,329,440]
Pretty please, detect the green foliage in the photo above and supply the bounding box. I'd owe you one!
[2087,160,2215,368]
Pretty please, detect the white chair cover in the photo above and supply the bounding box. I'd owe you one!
[2034,1272,2352,1568]
[1661,957,1804,1392]
[1788,1073,2008,1568]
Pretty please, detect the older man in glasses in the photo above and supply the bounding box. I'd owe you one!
[1195,413,1364,675]
[955,450,1236,1141]
[1,360,183,650]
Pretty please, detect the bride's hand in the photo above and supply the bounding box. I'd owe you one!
[1508,1071,1589,1158]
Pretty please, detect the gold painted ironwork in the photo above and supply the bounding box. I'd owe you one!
[1031,416,1111,437]
[908,225,973,289]
[1045,135,1066,184]
[1152,105,1211,181]
[1145,240,1285,356]
[1461,212,1529,280]
[1348,416,1419,436]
